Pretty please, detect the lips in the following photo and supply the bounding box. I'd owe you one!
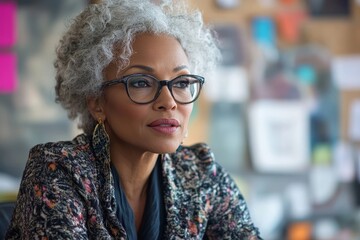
[148,118,180,134]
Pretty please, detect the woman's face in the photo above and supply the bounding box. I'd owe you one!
[100,33,193,154]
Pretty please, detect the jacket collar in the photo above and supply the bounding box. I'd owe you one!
[91,123,127,239]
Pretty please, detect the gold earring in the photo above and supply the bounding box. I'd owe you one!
[92,116,110,144]
[93,117,106,137]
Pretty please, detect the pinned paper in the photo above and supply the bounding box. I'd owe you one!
[205,66,248,102]
[258,0,276,7]
[0,53,18,93]
[334,141,355,183]
[349,99,360,141]
[0,2,17,46]
[276,10,307,44]
[216,0,240,9]
[332,56,360,89]
[251,17,276,48]
[248,100,310,173]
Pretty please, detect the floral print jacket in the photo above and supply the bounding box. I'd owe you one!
[6,132,262,240]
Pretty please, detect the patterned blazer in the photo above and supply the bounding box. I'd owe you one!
[6,132,262,240]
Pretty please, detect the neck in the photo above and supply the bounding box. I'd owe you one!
[110,144,158,198]
[110,141,159,231]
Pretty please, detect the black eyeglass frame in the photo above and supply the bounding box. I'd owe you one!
[101,73,205,104]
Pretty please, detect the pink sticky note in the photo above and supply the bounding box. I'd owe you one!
[0,2,17,46]
[0,53,18,93]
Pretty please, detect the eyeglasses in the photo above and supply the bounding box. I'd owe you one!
[101,73,205,104]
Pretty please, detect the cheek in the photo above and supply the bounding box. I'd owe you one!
[181,105,193,127]
[103,95,146,124]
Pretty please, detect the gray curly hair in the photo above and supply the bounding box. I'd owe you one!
[54,0,220,135]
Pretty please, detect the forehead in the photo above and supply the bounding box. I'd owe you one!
[129,33,188,64]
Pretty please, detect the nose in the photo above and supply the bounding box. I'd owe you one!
[152,86,177,111]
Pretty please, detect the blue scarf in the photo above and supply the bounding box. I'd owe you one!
[111,157,165,240]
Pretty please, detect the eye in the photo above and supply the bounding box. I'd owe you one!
[129,76,153,88]
[173,78,191,89]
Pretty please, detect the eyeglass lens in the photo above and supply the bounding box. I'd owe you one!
[126,75,201,104]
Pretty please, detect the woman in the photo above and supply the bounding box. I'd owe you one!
[6,0,262,239]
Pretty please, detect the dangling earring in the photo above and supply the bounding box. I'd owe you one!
[93,117,103,135]
[91,117,112,192]
[92,117,110,146]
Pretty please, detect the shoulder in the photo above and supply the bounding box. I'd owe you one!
[166,143,230,187]
[24,134,95,179]
[176,142,215,164]
[28,134,92,162]
[9,135,98,238]
[169,142,216,173]
[19,134,98,201]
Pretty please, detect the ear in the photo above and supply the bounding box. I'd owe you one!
[87,97,106,122]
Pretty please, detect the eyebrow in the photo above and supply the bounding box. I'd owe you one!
[128,64,189,73]
[173,65,189,72]
[128,65,154,72]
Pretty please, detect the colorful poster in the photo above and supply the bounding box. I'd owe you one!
[0,2,16,46]
[0,53,17,93]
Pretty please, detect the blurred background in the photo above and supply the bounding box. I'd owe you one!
[1,0,360,239]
